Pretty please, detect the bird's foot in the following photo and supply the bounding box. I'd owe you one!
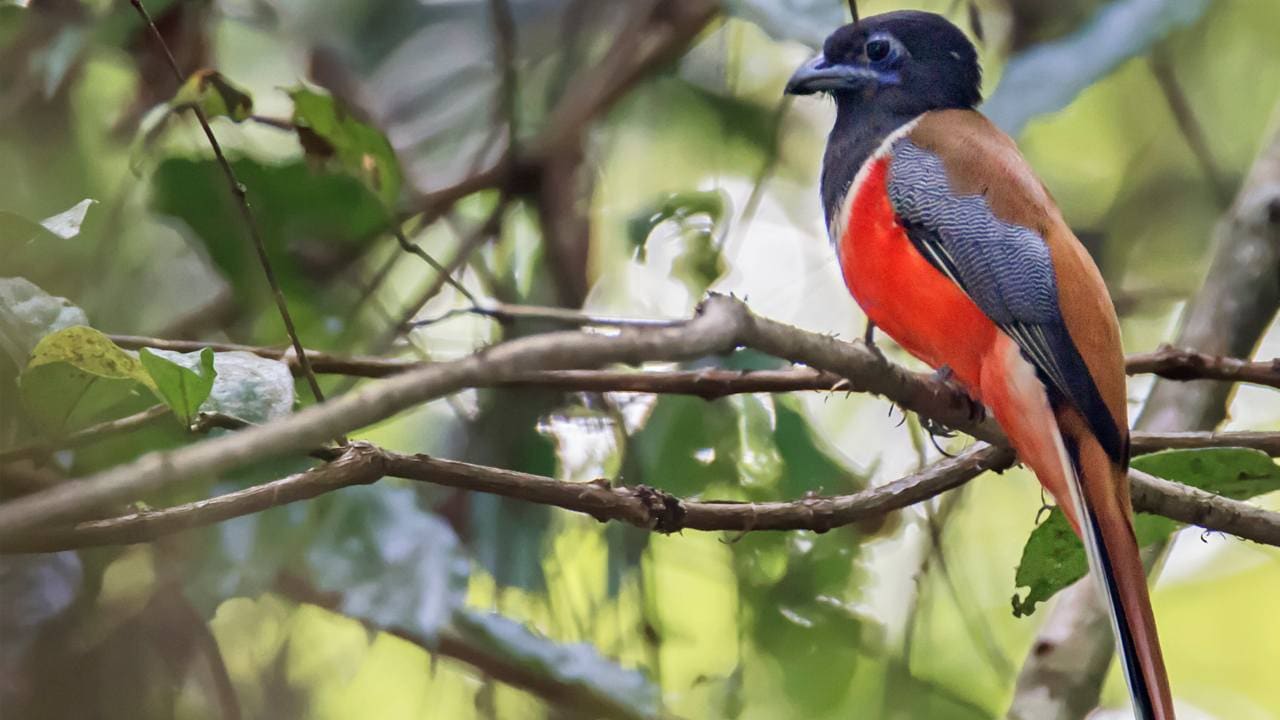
[931,365,987,423]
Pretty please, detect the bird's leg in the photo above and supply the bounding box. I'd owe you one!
[862,319,884,360]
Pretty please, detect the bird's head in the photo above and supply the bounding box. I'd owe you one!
[785,10,981,115]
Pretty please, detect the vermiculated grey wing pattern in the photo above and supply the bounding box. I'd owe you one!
[884,138,1124,460]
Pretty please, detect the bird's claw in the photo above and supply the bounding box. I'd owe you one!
[932,364,986,422]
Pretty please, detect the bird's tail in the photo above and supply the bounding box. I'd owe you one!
[1055,410,1175,720]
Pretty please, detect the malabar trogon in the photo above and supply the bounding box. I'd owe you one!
[785,10,1174,719]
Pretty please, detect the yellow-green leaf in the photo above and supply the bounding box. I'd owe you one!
[19,326,154,435]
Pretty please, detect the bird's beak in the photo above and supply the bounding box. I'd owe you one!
[784,54,881,95]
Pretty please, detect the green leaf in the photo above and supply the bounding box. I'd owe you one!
[200,351,294,424]
[1011,508,1083,618]
[1012,448,1280,616]
[1132,447,1280,499]
[288,86,403,209]
[19,326,154,435]
[308,486,470,646]
[38,199,96,240]
[452,608,661,720]
[171,69,254,122]
[149,158,389,343]
[138,347,216,425]
[985,0,1212,136]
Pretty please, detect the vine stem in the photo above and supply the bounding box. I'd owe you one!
[128,0,327,408]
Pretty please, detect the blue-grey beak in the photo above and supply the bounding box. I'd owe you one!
[785,54,881,95]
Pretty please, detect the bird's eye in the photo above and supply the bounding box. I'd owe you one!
[865,38,892,63]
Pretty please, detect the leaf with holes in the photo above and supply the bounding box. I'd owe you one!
[19,326,154,435]
[289,86,403,209]
[139,347,216,425]
[1012,447,1280,616]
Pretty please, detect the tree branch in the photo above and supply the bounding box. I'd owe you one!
[8,288,1277,541]
[0,295,748,537]
[413,0,718,222]
[106,333,1280,391]
[6,432,1280,555]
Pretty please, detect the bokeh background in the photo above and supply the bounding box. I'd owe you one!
[2,0,1279,718]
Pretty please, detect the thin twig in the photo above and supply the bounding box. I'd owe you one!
[102,336,1280,390]
[128,0,326,407]
[488,0,518,152]
[0,405,171,466]
[392,200,505,333]
[410,302,686,330]
[734,96,793,248]
[392,227,479,306]
[413,0,718,222]
[1149,47,1232,208]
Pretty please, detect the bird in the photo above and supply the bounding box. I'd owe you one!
[784,10,1174,719]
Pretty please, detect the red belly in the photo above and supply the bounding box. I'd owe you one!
[838,157,998,401]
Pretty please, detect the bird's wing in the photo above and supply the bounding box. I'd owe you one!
[886,110,1127,462]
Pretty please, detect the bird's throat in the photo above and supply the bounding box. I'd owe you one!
[820,102,918,233]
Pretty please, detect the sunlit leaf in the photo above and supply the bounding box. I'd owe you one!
[138,346,216,425]
[626,190,727,254]
[452,608,661,719]
[38,198,95,240]
[1012,448,1280,616]
[0,198,96,247]
[171,69,254,123]
[985,0,1213,136]
[288,86,403,209]
[19,326,154,435]
[308,486,470,646]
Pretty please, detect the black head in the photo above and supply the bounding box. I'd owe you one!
[785,10,981,115]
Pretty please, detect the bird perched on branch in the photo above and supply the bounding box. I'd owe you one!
[785,10,1174,719]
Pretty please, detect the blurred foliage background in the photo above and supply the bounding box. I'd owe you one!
[1,0,1279,718]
